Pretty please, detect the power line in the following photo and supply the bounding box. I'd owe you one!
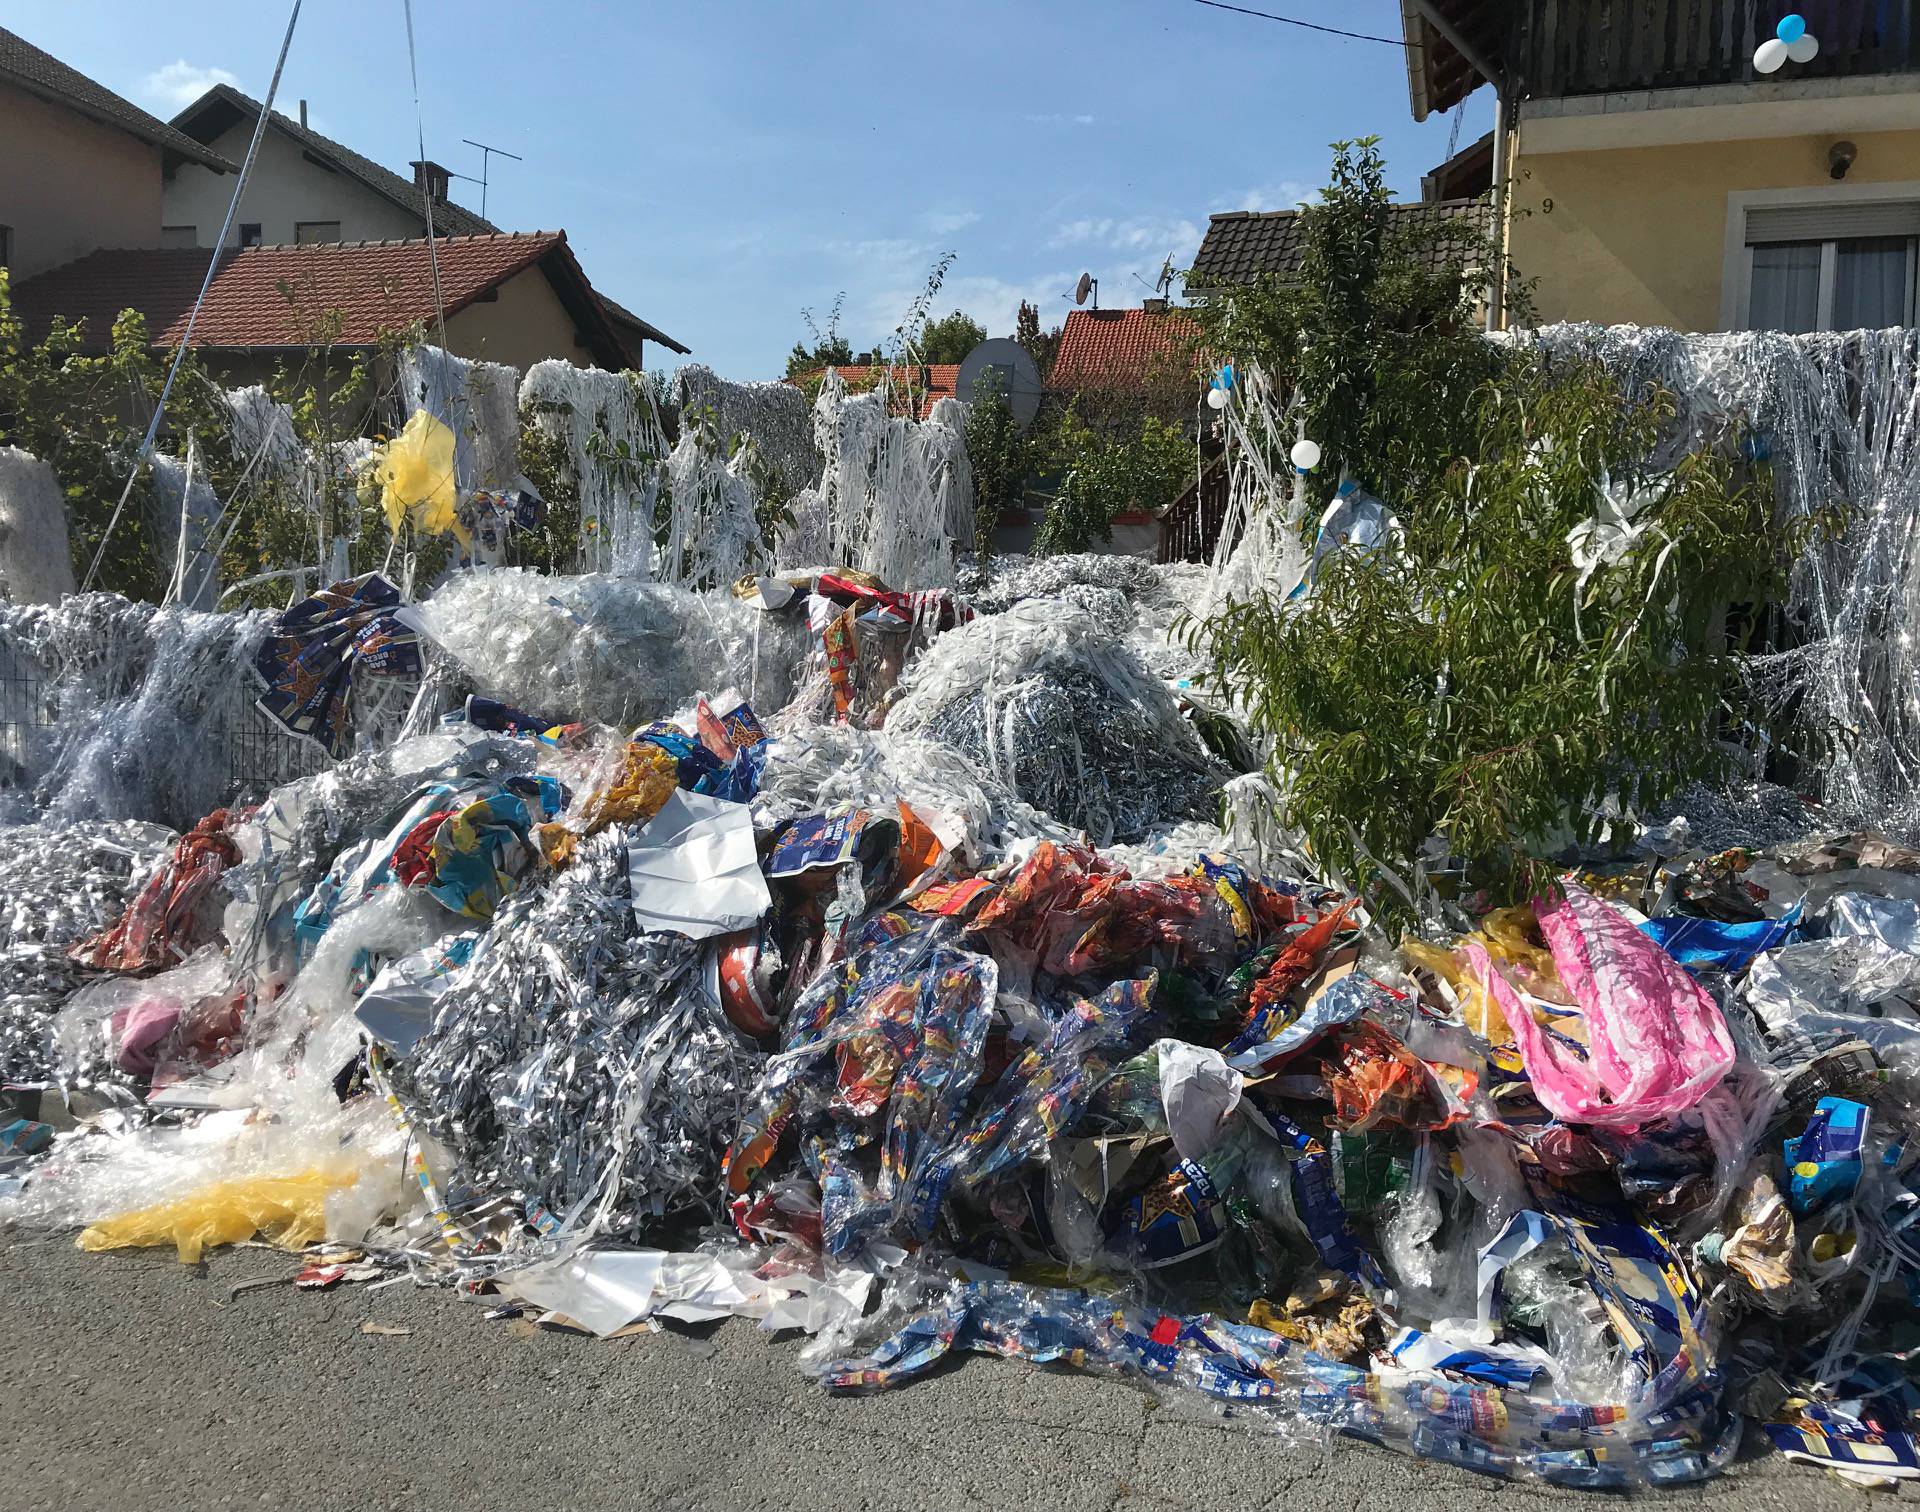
[1183,0,1411,47]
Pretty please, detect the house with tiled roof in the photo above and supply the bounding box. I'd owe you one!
[1189,198,1493,290]
[1049,303,1198,396]
[785,364,962,420]
[0,25,233,279]
[8,231,635,380]
[163,83,685,361]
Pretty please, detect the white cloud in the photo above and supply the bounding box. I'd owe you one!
[923,209,981,235]
[1024,113,1095,127]
[1230,180,1317,213]
[144,60,239,112]
[1046,214,1203,260]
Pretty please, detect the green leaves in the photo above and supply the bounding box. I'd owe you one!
[1184,148,1787,923]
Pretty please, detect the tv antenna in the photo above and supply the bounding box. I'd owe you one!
[459,137,524,221]
[1131,257,1178,300]
[1072,271,1098,309]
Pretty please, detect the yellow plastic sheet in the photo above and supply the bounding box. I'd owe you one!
[77,1164,361,1265]
[377,410,459,537]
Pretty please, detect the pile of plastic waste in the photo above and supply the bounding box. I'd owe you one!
[4,552,1920,1492]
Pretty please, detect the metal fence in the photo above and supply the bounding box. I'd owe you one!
[0,634,417,819]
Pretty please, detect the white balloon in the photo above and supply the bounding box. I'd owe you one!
[1290,438,1322,471]
[1206,386,1228,411]
[1754,37,1789,72]
[1787,33,1819,62]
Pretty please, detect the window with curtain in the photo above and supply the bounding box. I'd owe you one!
[1743,201,1920,333]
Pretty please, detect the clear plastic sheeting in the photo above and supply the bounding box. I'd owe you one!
[887,596,1225,845]
[408,568,811,731]
[0,446,77,606]
[1531,324,1920,838]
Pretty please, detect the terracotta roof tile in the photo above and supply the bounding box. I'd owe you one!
[1049,307,1197,391]
[11,232,573,351]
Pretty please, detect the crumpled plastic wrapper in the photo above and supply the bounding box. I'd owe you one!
[0,818,175,1084]
[394,826,764,1241]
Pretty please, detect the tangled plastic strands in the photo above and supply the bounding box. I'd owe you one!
[0,594,287,828]
[659,427,767,593]
[784,371,971,589]
[1531,324,1920,838]
[395,827,764,1250]
[887,598,1225,846]
[954,550,1163,613]
[1200,362,1311,614]
[409,569,813,731]
[752,721,1073,867]
[0,819,175,1085]
[399,345,524,495]
[671,363,820,501]
[518,360,671,574]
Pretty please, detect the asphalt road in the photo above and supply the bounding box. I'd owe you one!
[1,1233,1909,1512]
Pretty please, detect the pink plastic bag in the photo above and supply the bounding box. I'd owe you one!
[1466,883,1734,1126]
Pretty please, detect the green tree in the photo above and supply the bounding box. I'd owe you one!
[1015,300,1060,381]
[786,292,854,378]
[1035,403,1191,556]
[1192,137,1514,514]
[1184,140,1799,919]
[964,368,1031,552]
[917,309,986,363]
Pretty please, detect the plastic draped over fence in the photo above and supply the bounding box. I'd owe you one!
[1529,324,1920,840]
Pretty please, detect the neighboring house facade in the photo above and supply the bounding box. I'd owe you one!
[7,231,635,386]
[1401,0,1920,332]
[0,26,232,280]
[164,84,686,362]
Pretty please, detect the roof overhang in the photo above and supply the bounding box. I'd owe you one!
[1519,73,1920,153]
[0,66,235,172]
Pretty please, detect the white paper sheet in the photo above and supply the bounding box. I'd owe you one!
[626,789,771,941]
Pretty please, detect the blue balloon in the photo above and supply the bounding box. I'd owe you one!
[1777,13,1806,42]
[1220,364,1236,390]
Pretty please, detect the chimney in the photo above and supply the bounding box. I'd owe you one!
[411,160,450,204]
[298,99,308,129]
[1142,297,1168,314]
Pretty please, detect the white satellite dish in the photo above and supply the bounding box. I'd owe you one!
[1073,271,1097,308]
[956,338,1044,431]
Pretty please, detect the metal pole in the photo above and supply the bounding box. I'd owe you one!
[1488,89,1510,333]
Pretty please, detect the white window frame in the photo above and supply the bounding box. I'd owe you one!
[1723,181,1920,331]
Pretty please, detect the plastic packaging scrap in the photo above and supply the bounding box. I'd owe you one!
[12,549,1920,1495]
[252,572,422,759]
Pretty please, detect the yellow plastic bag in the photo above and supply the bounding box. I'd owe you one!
[377,410,459,537]
[77,1164,361,1265]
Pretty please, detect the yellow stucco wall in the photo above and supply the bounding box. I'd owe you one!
[0,82,163,278]
[1507,127,1920,330]
[444,264,587,372]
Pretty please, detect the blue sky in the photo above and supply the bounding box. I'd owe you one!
[7,0,1488,375]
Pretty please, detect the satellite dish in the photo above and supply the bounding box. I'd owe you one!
[956,338,1044,431]
[1073,271,1096,307]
